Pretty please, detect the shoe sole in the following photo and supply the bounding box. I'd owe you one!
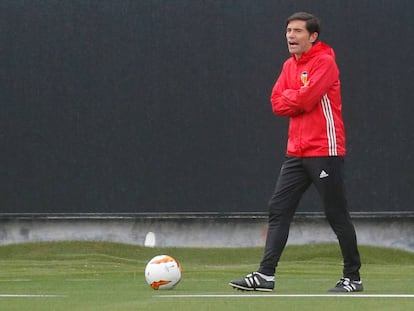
[328,288,364,293]
[228,282,273,292]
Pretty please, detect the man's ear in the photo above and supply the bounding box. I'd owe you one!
[310,32,319,44]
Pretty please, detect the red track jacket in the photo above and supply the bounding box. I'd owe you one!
[270,41,346,157]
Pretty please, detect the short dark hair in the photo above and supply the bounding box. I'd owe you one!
[286,12,321,38]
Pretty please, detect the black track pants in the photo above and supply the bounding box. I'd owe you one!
[258,156,361,280]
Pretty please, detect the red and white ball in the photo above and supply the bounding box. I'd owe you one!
[144,255,182,290]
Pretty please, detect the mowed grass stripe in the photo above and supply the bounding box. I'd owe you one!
[157,294,414,298]
[0,242,412,311]
[0,294,66,298]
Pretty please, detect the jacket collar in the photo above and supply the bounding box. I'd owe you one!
[292,41,335,63]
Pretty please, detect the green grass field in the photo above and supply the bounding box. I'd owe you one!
[0,242,413,310]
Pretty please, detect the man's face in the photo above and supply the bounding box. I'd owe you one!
[286,20,318,59]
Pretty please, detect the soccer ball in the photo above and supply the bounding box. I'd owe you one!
[144,255,182,290]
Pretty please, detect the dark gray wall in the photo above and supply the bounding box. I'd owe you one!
[2,0,413,213]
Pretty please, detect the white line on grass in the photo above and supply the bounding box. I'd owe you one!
[157,294,414,298]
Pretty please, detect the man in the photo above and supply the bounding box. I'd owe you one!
[229,12,363,292]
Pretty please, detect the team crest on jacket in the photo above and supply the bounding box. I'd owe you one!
[301,71,308,85]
